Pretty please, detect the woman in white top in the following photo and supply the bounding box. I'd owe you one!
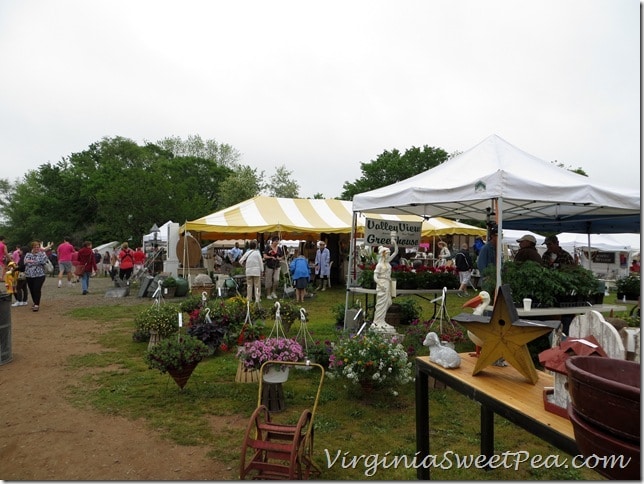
[239,240,264,305]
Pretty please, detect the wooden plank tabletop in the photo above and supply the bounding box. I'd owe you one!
[417,354,575,439]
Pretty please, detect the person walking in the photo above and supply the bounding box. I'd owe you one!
[24,240,50,312]
[454,243,474,296]
[5,261,19,306]
[118,242,135,282]
[289,249,310,302]
[239,240,263,305]
[15,245,29,306]
[263,236,284,300]
[314,241,331,291]
[57,236,75,288]
[77,241,98,295]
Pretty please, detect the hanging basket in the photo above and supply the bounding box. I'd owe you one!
[168,363,197,389]
[262,365,290,383]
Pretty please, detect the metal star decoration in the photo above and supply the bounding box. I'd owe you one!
[452,285,560,384]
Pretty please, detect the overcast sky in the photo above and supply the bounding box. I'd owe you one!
[0,0,639,199]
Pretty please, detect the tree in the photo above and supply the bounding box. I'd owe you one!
[154,134,241,168]
[267,165,299,198]
[340,145,449,199]
[217,165,265,209]
[0,136,235,246]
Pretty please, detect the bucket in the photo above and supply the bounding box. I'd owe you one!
[0,293,12,365]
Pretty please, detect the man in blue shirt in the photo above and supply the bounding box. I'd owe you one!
[227,242,243,264]
[477,226,498,288]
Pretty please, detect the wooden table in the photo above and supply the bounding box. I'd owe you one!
[415,354,578,480]
[492,304,627,318]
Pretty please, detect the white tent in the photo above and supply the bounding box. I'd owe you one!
[352,135,640,290]
[143,221,173,243]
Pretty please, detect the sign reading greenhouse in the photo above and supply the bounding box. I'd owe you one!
[364,218,422,248]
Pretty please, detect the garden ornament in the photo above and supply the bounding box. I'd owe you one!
[423,332,461,369]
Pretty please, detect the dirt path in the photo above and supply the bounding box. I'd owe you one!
[0,276,234,480]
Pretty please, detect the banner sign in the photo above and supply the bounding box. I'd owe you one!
[364,218,422,248]
[592,251,616,264]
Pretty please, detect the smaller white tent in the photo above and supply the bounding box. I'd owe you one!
[143,221,173,243]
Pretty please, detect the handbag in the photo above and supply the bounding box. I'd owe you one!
[74,263,85,276]
[45,258,54,274]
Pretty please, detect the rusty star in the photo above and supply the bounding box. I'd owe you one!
[452,285,560,384]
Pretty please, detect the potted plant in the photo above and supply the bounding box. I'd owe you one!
[615,275,641,301]
[133,304,181,348]
[144,334,210,389]
[271,299,300,334]
[161,275,178,298]
[329,330,413,394]
[236,337,304,382]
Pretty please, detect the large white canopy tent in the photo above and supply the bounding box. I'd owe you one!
[352,135,640,291]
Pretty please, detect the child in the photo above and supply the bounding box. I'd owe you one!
[5,261,19,306]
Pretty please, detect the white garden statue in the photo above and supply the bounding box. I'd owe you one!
[371,233,398,334]
[423,332,461,369]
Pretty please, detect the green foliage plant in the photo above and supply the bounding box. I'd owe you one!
[134,303,181,338]
[271,298,300,333]
[144,334,210,373]
[615,274,641,298]
[329,330,413,391]
[393,297,422,324]
[161,275,177,287]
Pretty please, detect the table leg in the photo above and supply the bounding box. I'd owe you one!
[415,367,430,480]
[480,405,494,467]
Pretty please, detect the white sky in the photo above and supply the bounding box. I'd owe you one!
[0,0,640,199]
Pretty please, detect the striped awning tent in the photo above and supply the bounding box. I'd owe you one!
[181,196,485,240]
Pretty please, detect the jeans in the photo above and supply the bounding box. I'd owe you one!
[81,271,90,293]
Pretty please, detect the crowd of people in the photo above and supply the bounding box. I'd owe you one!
[1,236,149,312]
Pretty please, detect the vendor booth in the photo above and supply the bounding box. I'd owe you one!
[352,134,640,293]
[181,196,485,284]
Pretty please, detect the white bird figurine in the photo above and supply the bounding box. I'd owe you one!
[462,291,491,357]
[423,332,461,368]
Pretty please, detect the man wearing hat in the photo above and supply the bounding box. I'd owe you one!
[542,235,574,269]
[514,234,542,264]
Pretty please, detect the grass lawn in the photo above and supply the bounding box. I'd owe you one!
[65,285,633,480]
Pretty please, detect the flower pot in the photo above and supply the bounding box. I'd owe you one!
[168,363,197,390]
[262,365,290,383]
[163,286,176,298]
[147,329,161,351]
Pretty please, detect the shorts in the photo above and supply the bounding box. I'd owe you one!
[458,270,471,285]
[295,278,308,290]
[59,261,73,274]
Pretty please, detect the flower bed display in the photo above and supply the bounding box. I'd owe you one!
[357,264,459,290]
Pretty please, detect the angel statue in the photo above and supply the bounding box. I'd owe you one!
[371,233,399,334]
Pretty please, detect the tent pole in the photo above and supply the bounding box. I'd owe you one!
[344,212,358,331]
[495,197,503,294]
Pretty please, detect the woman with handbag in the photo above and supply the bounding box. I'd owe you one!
[77,241,97,295]
[24,240,52,312]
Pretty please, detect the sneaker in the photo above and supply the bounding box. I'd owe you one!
[57,280,62,288]
[267,294,274,300]
[11,301,20,307]
[32,305,39,312]
[82,290,88,295]
[20,301,28,306]
[271,293,278,300]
